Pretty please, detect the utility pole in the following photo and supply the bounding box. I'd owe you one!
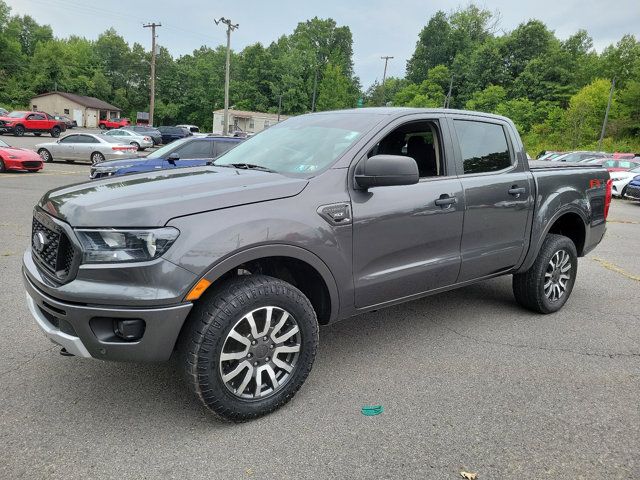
[215,17,239,135]
[598,77,615,151]
[444,75,454,108]
[277,94,283,122]
[311,69,319,112]
[380,56,393,106]
[143,22,161,126]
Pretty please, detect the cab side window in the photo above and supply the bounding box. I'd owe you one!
[367,120,444,178]
[454,120,512,174]
[176,140,213,159]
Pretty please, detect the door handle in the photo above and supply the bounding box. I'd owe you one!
[508,186,526,197]
[434,194,457,207]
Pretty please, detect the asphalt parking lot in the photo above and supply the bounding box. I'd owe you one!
[1,164,639,479]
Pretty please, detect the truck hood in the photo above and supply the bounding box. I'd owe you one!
[39,166,309,227]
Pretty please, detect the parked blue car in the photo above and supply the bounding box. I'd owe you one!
[89,135,244,179]
[625,174,640,201]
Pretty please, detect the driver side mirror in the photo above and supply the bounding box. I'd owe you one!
[168,152,180,163]
[354,154,419,190]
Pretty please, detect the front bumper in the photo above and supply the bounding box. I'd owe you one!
[23,269,193,362]
[4,158,43,171]
[625,184,640,200]
[0,125,15,133]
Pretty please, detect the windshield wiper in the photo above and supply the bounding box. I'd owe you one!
[218,163,276,173]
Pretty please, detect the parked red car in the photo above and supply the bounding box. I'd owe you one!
[0,111,67,137]
[98,118,131,130]
[0,138,43,172]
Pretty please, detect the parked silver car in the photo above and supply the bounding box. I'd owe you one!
[36,133,138,164]
[103,128,154,151]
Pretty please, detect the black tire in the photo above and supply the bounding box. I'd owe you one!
[38,148,53,163]
[0,158,5,172]
[513,234,578,314]
[34,132,42,137]
[50,126,61,138]
[621,186,628,198]
[99,123,106,130]
[178,274,319,422]
[14,125,25,137]
[90,151,105,164]
[130,141,140,150]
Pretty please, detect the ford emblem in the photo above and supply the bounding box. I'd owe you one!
[33,232,47,253]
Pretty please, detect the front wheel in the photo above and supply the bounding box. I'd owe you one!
[513,234,578,314]
[50,126,61,138]
[91,152,105,164]
[38,149,53,163]
[179,275,319,422]
[14,125,25,136]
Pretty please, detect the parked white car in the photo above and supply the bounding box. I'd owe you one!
[610,166,640,197]
[36,133,138,164]
[103,128,154,151]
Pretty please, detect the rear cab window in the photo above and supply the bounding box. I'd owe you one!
[453,120,513,174]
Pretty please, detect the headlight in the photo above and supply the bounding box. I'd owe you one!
[75,227,179,263]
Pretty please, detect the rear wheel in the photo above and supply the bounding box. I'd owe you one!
[50,126,61,138]
[179,274,319,422]
[513,234,578,314]
[14,125,25,137]
[130,141,140,151]
[99,123,106,130]
[0,158,5,172]
[91,152,105,164]
[37,148,53,163]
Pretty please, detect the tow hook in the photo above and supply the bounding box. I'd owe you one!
[59,348,74,357]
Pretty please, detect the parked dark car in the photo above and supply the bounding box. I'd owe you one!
[89,135,244,179]
[128,125,163,145]
[23,108,611,422]
[158,126,191,144]
[625,173,640,200]
[53,115,77,129]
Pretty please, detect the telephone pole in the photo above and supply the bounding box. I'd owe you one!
[143,22,161,126]
[598,77,615,151]
[215,17,239,135]
[380,56,393,106]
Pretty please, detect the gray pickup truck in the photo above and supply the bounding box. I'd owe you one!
[23,108,611,421]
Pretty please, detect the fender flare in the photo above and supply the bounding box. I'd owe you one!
[518,205,589,273]
[196,244,341,323]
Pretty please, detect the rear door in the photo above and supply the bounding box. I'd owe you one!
[448,115,534,282]
[26,113,46,131]
[75,135,98,161]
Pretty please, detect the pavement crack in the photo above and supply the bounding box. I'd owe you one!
[592,257,640,282]
[431,320,640,359]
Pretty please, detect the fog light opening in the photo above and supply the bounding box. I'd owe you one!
[113,319,146,342]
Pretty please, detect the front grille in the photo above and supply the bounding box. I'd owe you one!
[32,213,76,280]
[22,161,42,168]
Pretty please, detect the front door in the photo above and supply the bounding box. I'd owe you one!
[73,109,83,126]
[449,116,533,282]
[351,116,464,308]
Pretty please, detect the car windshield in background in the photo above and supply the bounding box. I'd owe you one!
[7,111,27,118]
[0,139,8,147]
[213,113,380,175]
[146,138,190,158]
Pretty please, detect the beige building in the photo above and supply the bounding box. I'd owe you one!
[212,109,289,134]
[30,92,122,128]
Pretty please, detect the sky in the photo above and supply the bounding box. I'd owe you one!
[5,0,640,87]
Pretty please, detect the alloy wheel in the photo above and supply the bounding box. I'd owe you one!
[219,306,301,400]
[544,249,571,301]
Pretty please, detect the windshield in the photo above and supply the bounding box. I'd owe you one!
[214,113,380,175]
[146,137,191,158]
[7,111,27,118]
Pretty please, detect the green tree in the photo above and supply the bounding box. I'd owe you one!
[465,85,507,112]
[316,63,355,111]
[564,79,616,147]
